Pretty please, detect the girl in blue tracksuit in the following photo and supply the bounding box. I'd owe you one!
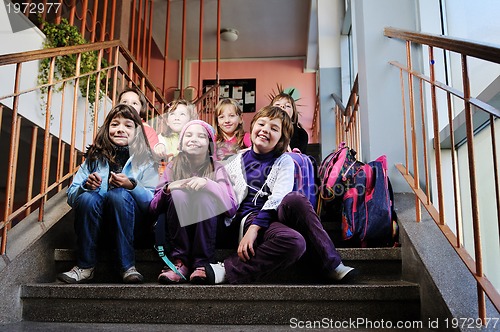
[58,104,158,284]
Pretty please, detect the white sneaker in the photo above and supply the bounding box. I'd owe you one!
[58,266,95,284]
[122,266,144,284]
[329,263,357,282]
[205,262,227,284]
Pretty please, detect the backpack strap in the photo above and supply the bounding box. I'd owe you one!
[154,245,187,281]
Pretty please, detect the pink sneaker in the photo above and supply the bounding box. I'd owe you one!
[158,260,188,284]
[190,267,207,284]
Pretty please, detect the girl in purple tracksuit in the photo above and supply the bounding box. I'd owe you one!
[205,105,357,284]
[149,120,237,284]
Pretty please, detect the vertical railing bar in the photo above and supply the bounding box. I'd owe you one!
[55,0,62,24]
[1,63,22,254]
[141,0,149,69]
[69,0,76,25]
[89,0,98,42]
[69,53,81,172]
[83,76,90,153]
[179,0,187,97]
[103,68,110,119]
[56,81,67,191]
[461,54,486,323]
[38,56,56,222]
[26,126,38,216]
[197,0,204,98]
[10,116,22,229]
[129,0,137,55]
[216,0,220,84]
[418,79,431,205]
[399,68,409,176]
[108,0,117,63]
[146,0,153,74]
[41,0,48,22]
[80,0,88,38]
[162,0,170,95]
[406,41,422,222]
[490,114,500,254]
[428,46,445,225]
[136,0,143,60]
[92,49,104,136]
[100,0,109,42]
[446,92,463,248]
[112,46,119,105]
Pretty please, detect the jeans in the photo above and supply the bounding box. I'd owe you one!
[73,188,144,272]
[224,192,342,284]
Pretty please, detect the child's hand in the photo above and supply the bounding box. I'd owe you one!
[238,225,260,262]
[84,172,102,190]
[183,177,208,191]
[109,172,134,190]
[154,143,171,159]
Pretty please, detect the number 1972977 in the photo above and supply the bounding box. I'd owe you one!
[6,2,62,15]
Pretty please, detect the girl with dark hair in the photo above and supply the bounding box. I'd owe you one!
[58,104,158,284]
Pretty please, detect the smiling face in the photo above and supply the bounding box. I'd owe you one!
[109,115,136,146]
[251,116,283,154]
[217,104,242,138]
[119,91,142,115]
[272,97,293,119]
[166,104,191,133]
[181,124,209,157]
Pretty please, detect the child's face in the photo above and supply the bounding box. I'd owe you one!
[109,116,136,146]
[251,116,282,154]
[166,105,191,133]
[181,124,209,157]
[119,91,142,115]
[217,105,242,138]
[273,98,293,118]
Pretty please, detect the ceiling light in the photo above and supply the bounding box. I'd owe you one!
[220,28,239,42]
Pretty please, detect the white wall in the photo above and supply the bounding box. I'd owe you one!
[0,2,109,152]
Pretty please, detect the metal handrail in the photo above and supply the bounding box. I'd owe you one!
[0,40,167,255]
[384,27,500,321]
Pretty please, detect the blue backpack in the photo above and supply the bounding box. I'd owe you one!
[341,155,399,247]
[286,149,318,208]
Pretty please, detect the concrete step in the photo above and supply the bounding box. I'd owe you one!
[21,281,420,325]
[53,247,402,283]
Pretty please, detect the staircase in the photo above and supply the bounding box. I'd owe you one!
[19,224,421,327]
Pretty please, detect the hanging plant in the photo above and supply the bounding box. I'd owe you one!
[37,18,108,115]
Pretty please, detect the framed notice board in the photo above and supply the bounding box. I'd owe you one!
[203,78,256,113]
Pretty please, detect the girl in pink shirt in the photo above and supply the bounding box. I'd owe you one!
[214,98,251,160]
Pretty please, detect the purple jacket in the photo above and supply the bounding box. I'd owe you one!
[149,160,237,219]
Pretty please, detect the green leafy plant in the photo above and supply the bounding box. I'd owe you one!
[37,18,108,113]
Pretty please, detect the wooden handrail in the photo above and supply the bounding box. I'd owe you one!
[385,27,500,320]
[385,27,500,64]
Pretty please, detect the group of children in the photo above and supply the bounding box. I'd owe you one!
[58,87,356,285]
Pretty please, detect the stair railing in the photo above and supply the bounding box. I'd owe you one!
[0,40,167,255]
[334,75,360,156]
[194,84,220,126]
[384,27,500,321]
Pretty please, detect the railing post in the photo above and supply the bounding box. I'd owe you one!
[406,41,421,222]
[461,54,486,323]
[428,47,445,225]
[38,57,56,222]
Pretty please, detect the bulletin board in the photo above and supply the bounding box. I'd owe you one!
[203,78,256,113]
